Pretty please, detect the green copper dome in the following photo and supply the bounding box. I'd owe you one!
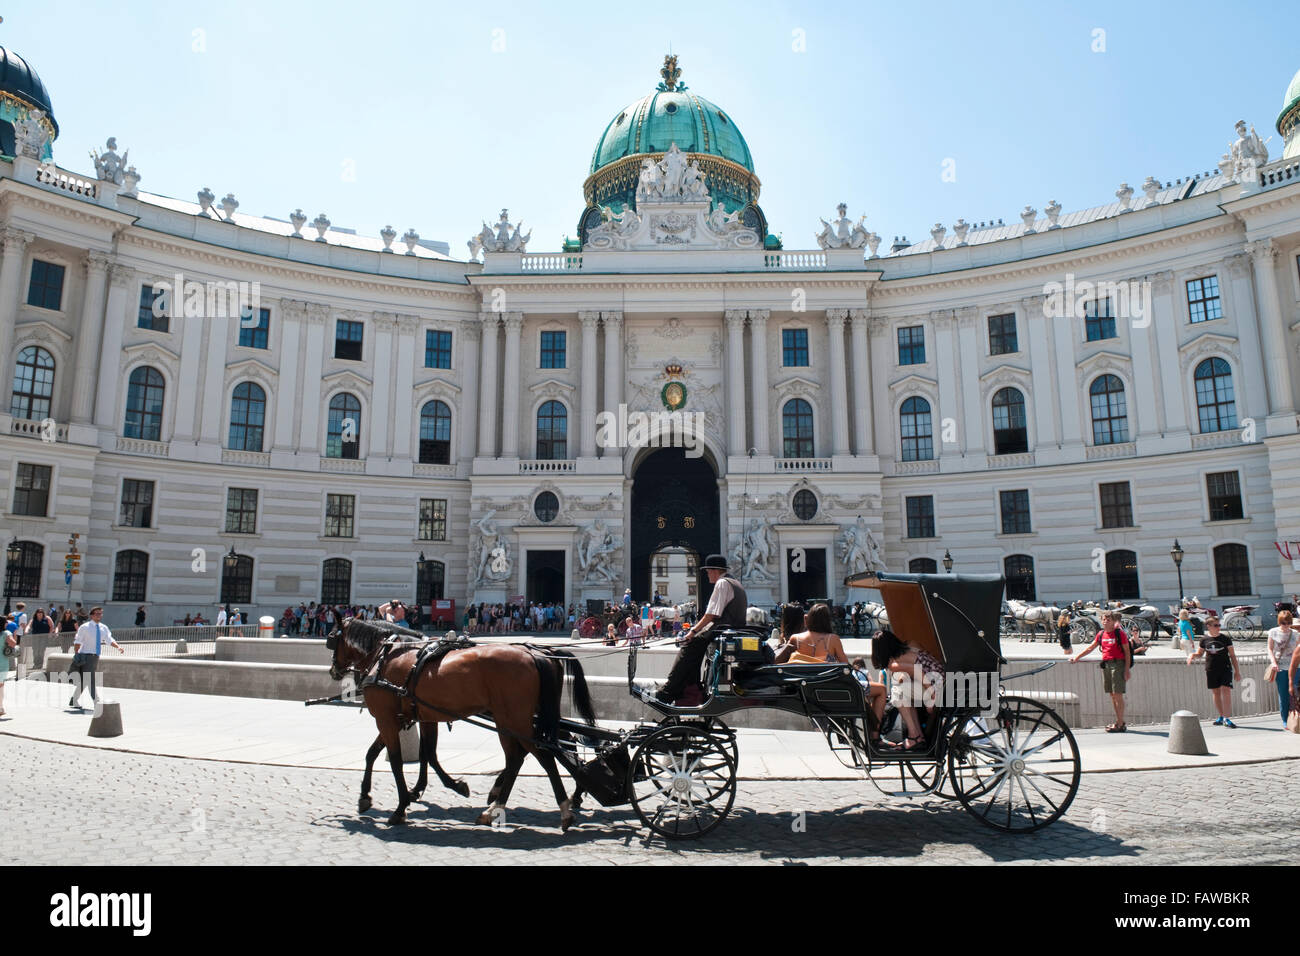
[589,89,754,175]
[1278,67,1300,160]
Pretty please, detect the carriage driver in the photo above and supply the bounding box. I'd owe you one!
[649,553,748,705]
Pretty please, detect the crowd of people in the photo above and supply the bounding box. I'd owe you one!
[463,602,575,635]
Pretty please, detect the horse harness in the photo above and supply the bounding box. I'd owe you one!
[360,635,476,705]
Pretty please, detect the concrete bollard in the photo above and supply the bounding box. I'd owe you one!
[571,629,581,642]
[88,701,124,738]
[399,723,421,762]
[174,639,188,654]
[1167,709,1209,755]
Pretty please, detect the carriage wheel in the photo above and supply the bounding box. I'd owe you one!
[949,696,1080,833]
[579,617,600,638]
[657,715,739,768]
[1120,616,1144,641]
[1221,613,1260,641]
[1068,619,1095,644]
[628,724,737,840]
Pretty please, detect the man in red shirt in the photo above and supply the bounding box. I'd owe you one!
[1070,609,1132,732]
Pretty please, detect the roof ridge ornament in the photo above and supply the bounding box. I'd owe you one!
[657,53,685,92]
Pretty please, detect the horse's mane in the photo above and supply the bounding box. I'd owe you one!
[342,618,425,655]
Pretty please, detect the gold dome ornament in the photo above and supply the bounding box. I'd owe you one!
[661,380,687,411]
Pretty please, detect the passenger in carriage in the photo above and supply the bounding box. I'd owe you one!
[872,629,945,751]
[774,604,848,665]
[850,657,890,741]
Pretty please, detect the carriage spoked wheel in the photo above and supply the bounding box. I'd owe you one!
[948,695,1080,833]
[657,715,740,769]
[627,724,737,840]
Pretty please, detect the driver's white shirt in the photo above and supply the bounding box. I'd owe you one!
[704,577,736,619]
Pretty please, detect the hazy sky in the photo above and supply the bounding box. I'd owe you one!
[9,0,1300,256]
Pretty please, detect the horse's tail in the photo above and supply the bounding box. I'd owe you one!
[551,648,597,727]
[531,650,561,741]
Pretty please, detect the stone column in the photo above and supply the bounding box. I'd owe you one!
[70,251,112,424]
[849,309,873,455]
[1218,257,1267,425]
[0,228,34,405]
[459,320,481,463]
[369,312,396,458]
[1023,295,1059,448]
[477,312,499,458]
[954,306,982,456]
[932,309,958,456]
[1247,238,1296,422]
[273,300,305,452]
[1128,275,1165,441]
[93,263,134,430]
[725,310,748,456]
[392,315,418,460]
[825,309,851,457]
[602,311,623,457]
[1148,276,1187,434]
[748,309,771,456]
[198,310,232,444]
[579,310,600,459]
[298,303,328,452]
[500,312,523,458]
[173,300,206,443]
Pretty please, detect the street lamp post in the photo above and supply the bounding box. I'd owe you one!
[1170,540,1185,602]
[942,549,954,573]
[4,538,19,615]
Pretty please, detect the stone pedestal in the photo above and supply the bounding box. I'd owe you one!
[1167,710,1209,755]
[88,701,124,738]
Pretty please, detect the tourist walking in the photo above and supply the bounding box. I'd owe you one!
[0,614,16,717]
[1176,609,1195,651]
[1071,609,1132,732]
[1267,610,1299,725]
[69,607,124,709]
[1188,617,1242,727]
[135,605,147,627]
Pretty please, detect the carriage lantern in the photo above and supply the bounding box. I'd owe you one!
[223,545,239,574]
[1170,539,1185,601]
[942,549,953,573]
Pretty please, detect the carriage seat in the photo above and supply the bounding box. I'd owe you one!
[731,662,867,713]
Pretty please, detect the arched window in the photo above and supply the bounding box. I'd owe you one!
[113,549,149,602]
[908,557,937,574]
[1105,549,1140,600]
[417,559,446,605]
[1194,358,1238,433]
[326,393,362,459]
[991,387,1028,455]
[419,400,452,464]
[1213,543,1251,596]
[536,401,568,460]
[10,541,43,597]
[1004,554,1036,601]
[782,399,814,458]
[124,367,165,441]
[228,382,266,452]
[321,558,352,605]
[1089,375,1128,445]
[10,346,55,421]
[900,396,933,461]
[220,554,254,605]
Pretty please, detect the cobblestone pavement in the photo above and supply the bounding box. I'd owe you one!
[6,738,1296,865]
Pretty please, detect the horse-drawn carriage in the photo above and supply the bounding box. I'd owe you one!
[320,571,1081,840]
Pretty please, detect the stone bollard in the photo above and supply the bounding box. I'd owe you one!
[88,701,124,738]
[174,639,188,654]
[571,629,581,642]
[1167,709,1209,755]
[399,723,420,762]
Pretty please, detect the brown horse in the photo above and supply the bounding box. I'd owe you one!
[329,618,596,829]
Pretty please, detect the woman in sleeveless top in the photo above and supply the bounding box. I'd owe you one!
[872,629,945,750]
[774,604,848,664]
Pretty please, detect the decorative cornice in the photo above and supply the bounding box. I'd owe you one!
[888,371,940,393]
[601,310,623,329]
[304,302,330,326]
[13,319,73,347]
[1178,331,1239,372]
[395,314,420,336]
[502,311,524,333]
[371,310,399,332]
[825,308,848,329]
[479,311,501,331]
[320,368,373,391]
[279,298,309,323]
[773,375,821,399]
[724,309,747,330]
[747,308,770,325]
[84,250,113,274]
[578,310,602,329]
[1245,237,1278,263]
[1,226,35,254]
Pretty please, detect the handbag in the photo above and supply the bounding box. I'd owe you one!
[1264,663,1278,682]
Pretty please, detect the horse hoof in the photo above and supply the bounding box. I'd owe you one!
[475,811,494,826]
[561,812,576,832]
[387,812,407,826]
[454,780,471,798]
[358,797,372,813]
[409,788,425,801]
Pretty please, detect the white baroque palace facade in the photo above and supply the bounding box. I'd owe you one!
[4,50,1300,625]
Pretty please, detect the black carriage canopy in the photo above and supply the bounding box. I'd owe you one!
[845,571,1005,673]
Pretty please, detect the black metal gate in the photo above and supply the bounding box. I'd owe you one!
[629,448,720,603]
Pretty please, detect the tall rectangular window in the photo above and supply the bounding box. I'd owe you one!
[27,260,66,311]
[137,283,169,332]
[1084,299,1116,341]
[418,498,447,541]
[238,307,270,349]
[335,319,364,360]
[325,493,355,538]
[224,488,259,534]
[782,329,809,366]
[12,463,51,516]
[897,326,926,365]
[119,479,155,528]
[999,489,1032,534]
[988,313,1017,355]
[1099,481,1134,529]
[424,330,453,369]
[1206,471,1244,521]
[540,331,566,369]
[905,495,935,539]
[1186,276,1222,324]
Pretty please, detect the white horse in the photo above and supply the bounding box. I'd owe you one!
[860,601,890,631]
[1006,599,1062,639]
[745,606,769,626]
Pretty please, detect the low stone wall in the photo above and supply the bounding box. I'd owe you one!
[214,637,332,666]
[44,653,336,702]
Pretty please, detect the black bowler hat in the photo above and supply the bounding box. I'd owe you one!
[701,554,729,571]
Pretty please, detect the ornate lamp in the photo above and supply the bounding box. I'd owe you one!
[942,549,954,573]
[4,537,20,615]
[1170,540,1185,602]
[223,545,239,574]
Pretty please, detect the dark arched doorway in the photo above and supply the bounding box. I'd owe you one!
[629,448,720,603]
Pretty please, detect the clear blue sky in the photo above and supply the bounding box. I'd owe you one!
[9,0,1300,255]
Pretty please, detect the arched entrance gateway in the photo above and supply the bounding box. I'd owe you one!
[629,447,721,604]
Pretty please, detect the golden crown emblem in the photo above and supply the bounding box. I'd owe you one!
[665,363,684,377]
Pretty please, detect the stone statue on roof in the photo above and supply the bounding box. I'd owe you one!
[817,203,870,250]
[90,137,127,184]
[13,109,49,159]
[1229,120,1269,183]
